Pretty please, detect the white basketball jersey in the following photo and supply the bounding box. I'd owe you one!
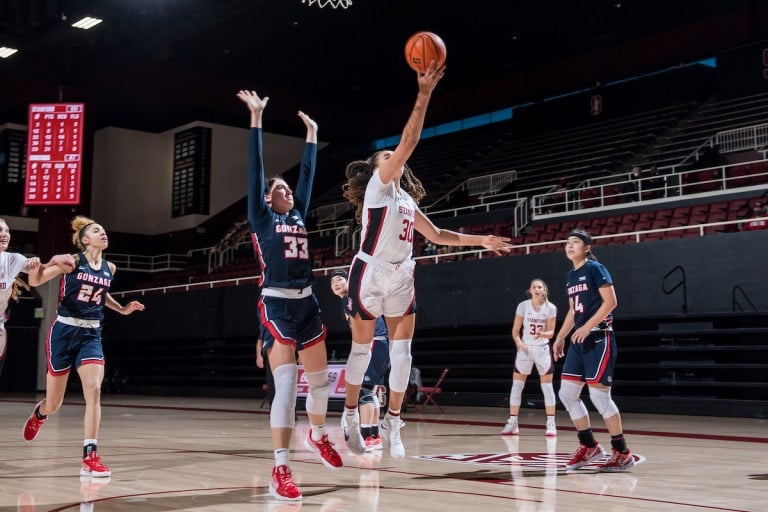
[359,170,417,264]
[0,252,29,330]
[516,299,557,346]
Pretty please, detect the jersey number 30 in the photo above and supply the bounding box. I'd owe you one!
[399,219,414,243]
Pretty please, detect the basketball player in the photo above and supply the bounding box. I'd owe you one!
[1,218,41,378]
[236,89,341,501]
[553,229,635,472]
[340,61,512,458]
[0,220,73,379]
[502,278,558,437]
[330,268,389,451]
[22,215,145,478]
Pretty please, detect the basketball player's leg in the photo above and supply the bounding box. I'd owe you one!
[77,361,111,477]
[77,362,105,439]
[345,259,382,406]
[268,340,298,450]
[299,340,343,469]
[345,316,376,408]
[535,346,557,435]
[383,313,415,412]
[266,338,302,499]
[0,330,6,377]
[502,370,527,435]
[23,364,69,443]
[378,313,414,459]
[342,315,375,454]
[510,347,533,417]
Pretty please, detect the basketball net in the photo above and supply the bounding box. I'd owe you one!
[301,0,352,8]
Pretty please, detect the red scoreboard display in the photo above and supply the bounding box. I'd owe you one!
[24,103,84,205]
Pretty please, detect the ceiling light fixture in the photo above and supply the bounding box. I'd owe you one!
[0,46,19,58]
[71,16,103,30]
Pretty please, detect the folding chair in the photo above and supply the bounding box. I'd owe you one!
[418,368,449,413]
[259,383,270,409]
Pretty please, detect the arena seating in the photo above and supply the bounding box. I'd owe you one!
[640,91,768,170]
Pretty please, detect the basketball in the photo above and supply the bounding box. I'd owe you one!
[404,31,446,73]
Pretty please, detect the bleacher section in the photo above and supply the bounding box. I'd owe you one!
[640,92,768,170]
[111,92,768,291]
[476,104,693,191]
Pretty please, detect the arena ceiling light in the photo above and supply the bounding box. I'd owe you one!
[71,16,103,30]
[0,47,19,58]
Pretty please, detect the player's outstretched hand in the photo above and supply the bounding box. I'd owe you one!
[417,60,445,95]
[297,111,317,133]
[479,235,512,255]
[236,90,269,112]
[121,301,145,315]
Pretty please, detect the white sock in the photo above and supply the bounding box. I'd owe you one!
[310,423,325,441]
[275,448,289,467]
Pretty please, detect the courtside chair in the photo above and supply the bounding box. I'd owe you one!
[418,368,450,414]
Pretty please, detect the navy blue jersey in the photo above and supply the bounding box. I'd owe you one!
[565,259,613,330]
[341,294,388,339]
[248,128,316,289]
[57,253,112,320]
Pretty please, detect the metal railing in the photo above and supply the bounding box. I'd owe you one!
[111,216,764,296]
[465,170,516,196]
[717,123,768,154]
[531,159,768,216]
[106,253,187,273]
[677,123,768,170]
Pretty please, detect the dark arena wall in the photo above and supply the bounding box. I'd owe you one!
[66,230,768,418]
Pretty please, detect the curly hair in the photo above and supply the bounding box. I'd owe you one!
[11,276,30,301]
[342,151,427,223]
[71,215,97,251]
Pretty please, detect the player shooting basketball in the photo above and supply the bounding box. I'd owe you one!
[340,60,512,459]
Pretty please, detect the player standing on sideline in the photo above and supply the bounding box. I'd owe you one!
[22,215,145,477]
[340,61,512,458]
[237,90,342,501]
[502,278,558,437]
[330,268,390,451]
[553,229,635,472]
[0,218,74,377]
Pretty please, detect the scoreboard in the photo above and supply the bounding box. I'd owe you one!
[24,103,84,205]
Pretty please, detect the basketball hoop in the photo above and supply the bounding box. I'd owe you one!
[301,0,352,9]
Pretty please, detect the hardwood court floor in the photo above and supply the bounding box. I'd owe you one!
[0,395,766,511]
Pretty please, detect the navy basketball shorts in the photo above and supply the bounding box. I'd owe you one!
[258,294,326,352]
[561,330,617,386]
[46,322,104,376]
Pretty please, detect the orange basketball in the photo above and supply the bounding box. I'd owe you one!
[404,31,446,73]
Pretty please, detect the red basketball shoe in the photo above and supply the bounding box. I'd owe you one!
[600,449,636,472]
[304,431,343,469]
[269,465,302,501]
[566,443,605,470]
[81,452,111,478]
[23,401,47,442]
